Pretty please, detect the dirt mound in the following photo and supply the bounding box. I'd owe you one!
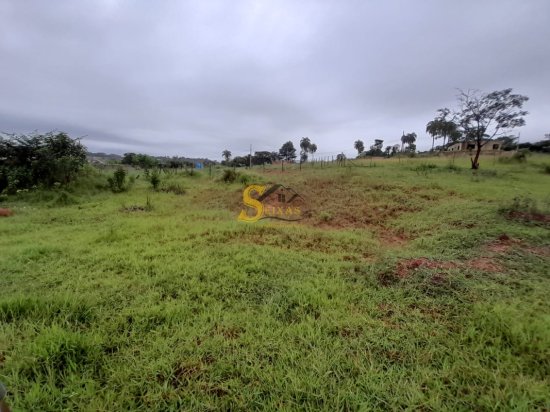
[486,233,519,253]
[0,208,13,217]
[486,234,550,258]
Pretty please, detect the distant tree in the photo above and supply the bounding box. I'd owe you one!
[426,108,460,150]
[279,141,297,162]
[391,144,400,156]
[498,135,519,151]
[122,152,137,165]
[299,137,317,163]
[251,151,277,165]
[270,151,281,161]
[453,88,529,169]
[135,154,158,169]
[400,132,417,152]
[231,156,249,167]
[368,139,384,155]
[384,146,392,156]
[310,144,317,156]
[517,135,550,153]
[354,140,364,155]
[300,137,311,163]
[222,150,231,162]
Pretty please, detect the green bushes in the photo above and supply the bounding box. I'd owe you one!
[0,131,87,193]
[161,183,186,195]
[220,169,255,185]
[498,149,530,164]
[107,167,129,193]
[413,163,438,175]
[148,169,161,190]
[221,169,237,183]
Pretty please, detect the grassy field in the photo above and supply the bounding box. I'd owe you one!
[1,153,549,411]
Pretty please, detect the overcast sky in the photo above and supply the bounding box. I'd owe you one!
[1,1,549,159]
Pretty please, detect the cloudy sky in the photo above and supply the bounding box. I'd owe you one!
[1,1,548,159]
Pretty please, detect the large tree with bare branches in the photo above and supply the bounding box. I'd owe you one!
[453,89,528,169]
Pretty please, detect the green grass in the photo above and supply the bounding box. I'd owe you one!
[1,154,549,411]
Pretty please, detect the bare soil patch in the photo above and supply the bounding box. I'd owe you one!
[485,233,550,258]
[506,210,550,225]
[0,208,13,217]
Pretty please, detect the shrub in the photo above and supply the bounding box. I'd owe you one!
[238,173,251,185]
[319,211,333,222]
[498,149,530,164]
[49,191,78,207]
[149,169,161,190]
[221,169,237,183]
[543,165,550,174]
[107,167,128,193]
[162,183,186,195]
[0,131,87,193]
[413,163,437,175]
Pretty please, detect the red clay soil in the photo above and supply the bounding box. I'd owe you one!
[0,208,13,217]
[466,258,504,272]
[486,233,550,258]
[394,232,550,279]
[395,258,459,278]
[486,233,519,253]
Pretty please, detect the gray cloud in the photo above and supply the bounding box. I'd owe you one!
[1,0,548,159]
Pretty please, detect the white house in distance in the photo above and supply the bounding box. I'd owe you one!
[447,139,506,152]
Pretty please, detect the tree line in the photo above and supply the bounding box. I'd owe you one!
[352,88,532,169]
[222,137,318,167]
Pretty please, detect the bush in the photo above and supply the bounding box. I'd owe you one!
[238,173,252,185]
[319,211,333,222]
[0,131,87,193]
[413,163,437,175]
[543,165,550,174]
[49,191,78,207]
[107,167,128,193]
[498,149,530,164]
[149,169,161,190]
[162,183,186,195]
[221,169,237,183]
